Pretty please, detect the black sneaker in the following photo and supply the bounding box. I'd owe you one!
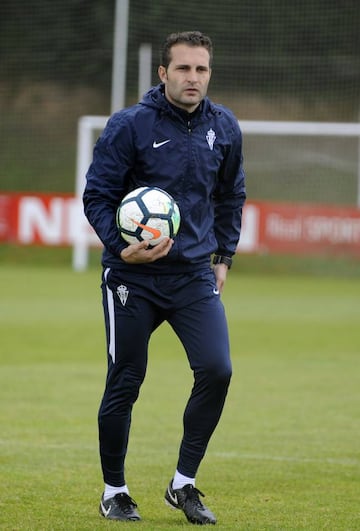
[99,492,141,521]
[165,480,217,525]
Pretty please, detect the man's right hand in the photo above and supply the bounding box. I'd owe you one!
[120,238,174,264]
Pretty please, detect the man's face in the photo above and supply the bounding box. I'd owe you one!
[158,44,211,113]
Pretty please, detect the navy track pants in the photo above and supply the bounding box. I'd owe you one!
[99,267,232,487]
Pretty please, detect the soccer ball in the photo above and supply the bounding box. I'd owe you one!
[116,186,181,246]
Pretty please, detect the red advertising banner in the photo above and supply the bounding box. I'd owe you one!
[1,192,360,258]
[238,200,360,257]
[0,192,99,247]
[0,193,18,242]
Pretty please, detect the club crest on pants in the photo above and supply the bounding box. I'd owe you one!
[116,284,129,306]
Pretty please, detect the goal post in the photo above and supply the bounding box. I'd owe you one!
[72,115,109,272]
[73,116,360,271]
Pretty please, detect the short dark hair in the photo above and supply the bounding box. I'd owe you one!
[160,31,213,69]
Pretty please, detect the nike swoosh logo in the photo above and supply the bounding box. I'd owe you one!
[213,288,220,295]
[100,500,112,517]
[131,218,162,239]
[167,487,178,506]
[153,139,171,149]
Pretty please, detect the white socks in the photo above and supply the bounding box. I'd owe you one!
[103,483,129,501]
[172,470,195,490]
[104,470,194,500]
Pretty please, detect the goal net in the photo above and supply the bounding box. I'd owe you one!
[72,117,360,270]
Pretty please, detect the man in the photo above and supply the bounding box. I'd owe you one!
[83,31,246,525]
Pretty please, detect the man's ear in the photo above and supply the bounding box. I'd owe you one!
[158,65,167,82]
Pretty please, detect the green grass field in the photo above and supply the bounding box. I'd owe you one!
[0,263,359,530]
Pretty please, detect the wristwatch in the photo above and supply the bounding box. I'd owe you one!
[212,255,232,269]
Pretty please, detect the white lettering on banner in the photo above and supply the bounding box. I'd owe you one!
[237,204,259,252]
[266,213,302,241]
[304,216,360,244]
[18,196,102,246]
[67,198,101,246]
[18,197,64,244]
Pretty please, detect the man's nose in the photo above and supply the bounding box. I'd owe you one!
[187,69,198,82]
